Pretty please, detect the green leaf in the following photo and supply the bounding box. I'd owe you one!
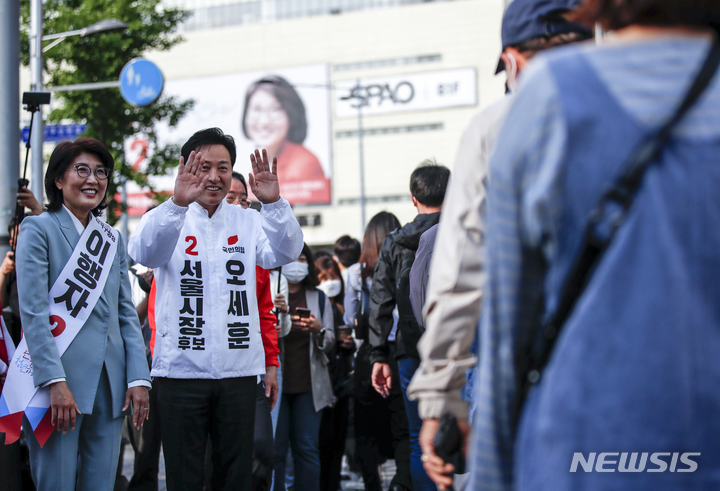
[20,0,193,226]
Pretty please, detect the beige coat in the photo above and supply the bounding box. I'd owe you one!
[407,96,512,420]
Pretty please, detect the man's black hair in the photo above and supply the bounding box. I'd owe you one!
[409,159,451,208]
[181,127,237,166]
[333,235,361,268]
[232,171,247,190]
[314,249,332,260]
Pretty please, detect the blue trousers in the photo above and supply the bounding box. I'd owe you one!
[270,359,283,436]
[273,391,322,491]
[399,357,437,491]
[25,366,124,491]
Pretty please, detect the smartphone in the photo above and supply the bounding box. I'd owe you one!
[129,267,152,293]
[295,307,311,318]
[434,413,465,475]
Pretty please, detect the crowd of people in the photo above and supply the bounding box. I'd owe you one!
[2,0,720,490]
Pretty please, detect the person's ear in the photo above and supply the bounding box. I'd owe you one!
[504,46,530,73]
[411,195,418,208]
[55,175,63,191]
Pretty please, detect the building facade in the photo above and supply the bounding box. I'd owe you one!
[140,0,506,245]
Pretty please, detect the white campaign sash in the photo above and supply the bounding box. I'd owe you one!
[0,216,118,444]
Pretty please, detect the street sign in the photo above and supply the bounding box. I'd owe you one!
[119,58,164,106]
[21,124,86,143]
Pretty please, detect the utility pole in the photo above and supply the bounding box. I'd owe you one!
[357,79,367,237]
[0,1,20,252]
[30,0,45,201]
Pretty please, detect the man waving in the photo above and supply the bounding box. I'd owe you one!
[128,127,303,491]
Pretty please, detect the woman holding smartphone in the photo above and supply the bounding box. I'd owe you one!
[273,243,335,491]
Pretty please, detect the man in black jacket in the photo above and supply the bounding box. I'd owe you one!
[369,161,450,491]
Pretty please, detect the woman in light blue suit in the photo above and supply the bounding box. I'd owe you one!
[16,138,151,491]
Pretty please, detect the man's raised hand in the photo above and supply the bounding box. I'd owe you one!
[173,150,210,207]
[249,149,280,204]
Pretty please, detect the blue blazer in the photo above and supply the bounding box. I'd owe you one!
[16,208,150,418]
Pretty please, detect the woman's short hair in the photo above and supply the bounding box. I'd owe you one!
[241,75,308,144]
[45,138,114,217]
[572,0,720,31]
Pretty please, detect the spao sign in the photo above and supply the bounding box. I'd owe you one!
[334,68,477,118]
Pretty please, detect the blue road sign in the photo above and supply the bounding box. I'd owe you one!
[21,124,86,143]
[119,58,164,106]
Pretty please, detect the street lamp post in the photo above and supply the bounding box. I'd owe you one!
[28,0,127,200]
[0,1,20,252]
[29,0,44,200]
[357,79,367,238]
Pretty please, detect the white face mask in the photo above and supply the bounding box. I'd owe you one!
[318,279,342,298]
[283,261,309,284]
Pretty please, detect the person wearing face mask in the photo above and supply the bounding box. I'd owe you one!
[315,255,356,491]
[406,1,593,489]
[273,244,335,491]
[217,171,279,491]
[474,0,720,486]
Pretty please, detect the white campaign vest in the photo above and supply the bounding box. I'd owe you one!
[151,204,265,379]
[0,216,118,445]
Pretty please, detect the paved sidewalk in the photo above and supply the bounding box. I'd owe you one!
[120,442,397,491]
[120,441,166,491]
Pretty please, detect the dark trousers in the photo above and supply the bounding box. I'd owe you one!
[354,344,412,491]
[319,395,350,491]
[386,385,412,491]
[128,378,162,491]
[253,381,275,491]
[0,433,34,491]
[156,376,256,491]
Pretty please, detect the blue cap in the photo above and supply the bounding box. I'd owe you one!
[496,0,593,73]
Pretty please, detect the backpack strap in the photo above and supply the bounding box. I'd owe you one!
[515,35,720,424]
[355,283,372,340]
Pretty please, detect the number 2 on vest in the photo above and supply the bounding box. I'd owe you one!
[185,236,198,256]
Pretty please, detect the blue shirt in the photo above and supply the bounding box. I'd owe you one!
[472,35,720,490]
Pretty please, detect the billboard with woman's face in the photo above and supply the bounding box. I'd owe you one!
[156,64,332,206]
